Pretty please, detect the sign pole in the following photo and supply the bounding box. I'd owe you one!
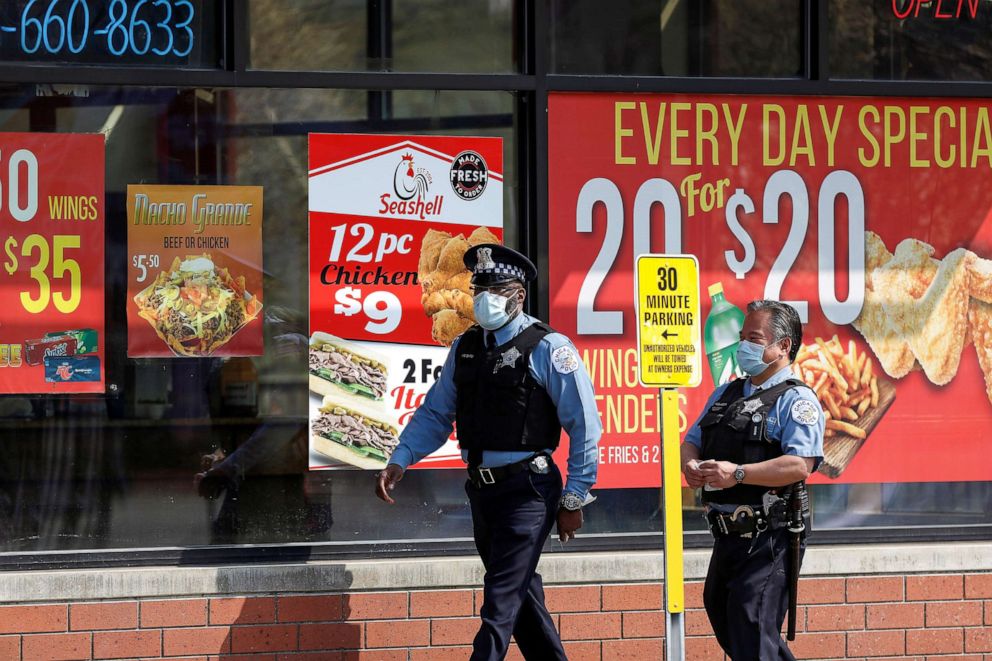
[633,254,699,661]
[661,386,685,661]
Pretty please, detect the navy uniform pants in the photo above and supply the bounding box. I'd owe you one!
[465,463,567,661]
[703,526,805,660]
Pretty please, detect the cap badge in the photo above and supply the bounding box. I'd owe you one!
[477,247,496,271]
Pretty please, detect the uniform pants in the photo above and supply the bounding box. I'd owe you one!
[466,464,566,661]
[703,526,805,660]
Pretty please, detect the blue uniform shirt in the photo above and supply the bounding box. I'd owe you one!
[684,365,824,470]
[389,313,601,500]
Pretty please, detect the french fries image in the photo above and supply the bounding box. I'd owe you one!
[793,335,879,440]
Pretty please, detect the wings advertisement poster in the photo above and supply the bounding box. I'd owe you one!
[548,93,992,488]
[0,133,105,394]
[308,134,503,471]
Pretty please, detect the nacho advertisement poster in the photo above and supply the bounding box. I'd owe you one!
[549,93,992,488]
[0,132,105,394]
[308,133,503,471]
[126,185,264,358]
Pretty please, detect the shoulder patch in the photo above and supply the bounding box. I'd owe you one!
[551,345,580,374]
[790,399,820,426]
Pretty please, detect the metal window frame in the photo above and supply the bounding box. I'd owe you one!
[1,0,991,570]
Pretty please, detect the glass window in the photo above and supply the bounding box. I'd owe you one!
[830,0,992,80]
[0,84,517,554]
[249,0,518,73]
[550,0,801,76]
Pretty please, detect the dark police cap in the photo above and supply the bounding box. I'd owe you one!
[463,243,537,285]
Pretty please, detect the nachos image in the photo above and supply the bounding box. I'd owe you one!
[133,254,262,357]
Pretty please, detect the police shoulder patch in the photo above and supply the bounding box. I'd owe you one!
[551,345,580,374]
[790,399,820,426]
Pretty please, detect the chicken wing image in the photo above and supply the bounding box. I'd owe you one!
[853,232,918,378]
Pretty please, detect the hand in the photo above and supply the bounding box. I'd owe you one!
[683,459,706,488]
[697,460,738,490]
[375,464,405,504]
[557,507,583,543]
[195,468,229,499]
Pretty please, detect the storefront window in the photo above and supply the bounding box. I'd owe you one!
[550,0,801,77]
[0,84,517,554]
[249,0,518,73]
[830,0,992,80]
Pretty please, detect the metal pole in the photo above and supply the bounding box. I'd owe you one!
[661,387,685,660]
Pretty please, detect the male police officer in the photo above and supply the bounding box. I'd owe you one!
[682,300,823,660]
[375,244,601,661]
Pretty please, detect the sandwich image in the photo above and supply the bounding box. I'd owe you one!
[309,331,388,402]
[133,254,262,357]
[311,394,400,469]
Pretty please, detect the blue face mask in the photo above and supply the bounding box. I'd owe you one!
[473,292,518,330]
[736,338,784,376]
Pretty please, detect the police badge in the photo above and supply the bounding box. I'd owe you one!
[476,246,496,271]
[740,398,763,415]
[494,346,522,373]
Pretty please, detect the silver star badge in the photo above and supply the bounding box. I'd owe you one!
[494,346,521,373]
[740,398,763,415]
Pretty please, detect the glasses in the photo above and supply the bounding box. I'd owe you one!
[470,284,521,297]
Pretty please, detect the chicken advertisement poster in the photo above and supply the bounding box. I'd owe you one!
[0,133,105,394]
[549,93,992,488]
[126,185,264,358]
[308,134,503,471]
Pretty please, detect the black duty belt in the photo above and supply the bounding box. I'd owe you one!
[707,505,774,537]
[467,454,551,488]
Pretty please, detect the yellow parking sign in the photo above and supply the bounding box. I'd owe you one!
[635,255,702,388]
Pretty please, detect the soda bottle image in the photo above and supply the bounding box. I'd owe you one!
[704,283,745,385]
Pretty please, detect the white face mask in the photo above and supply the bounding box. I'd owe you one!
[473,292,516,330]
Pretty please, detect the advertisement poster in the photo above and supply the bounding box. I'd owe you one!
[309,134,503,470]
[0,133,105,394]
[549,93,992,487]
[126,185,264,358]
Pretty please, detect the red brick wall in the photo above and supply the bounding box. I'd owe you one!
[2,573,991,660]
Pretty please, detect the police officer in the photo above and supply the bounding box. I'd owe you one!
[374,244,601,661]
[682,300,824,660]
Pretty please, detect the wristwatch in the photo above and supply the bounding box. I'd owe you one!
[560,492,583,511]
[734,465,746,485]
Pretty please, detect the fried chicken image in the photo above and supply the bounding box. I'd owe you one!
[853,232,918,378]
[857,232,992,398]
[876,245,972,385]
[418,226,500,345]
[969,300,992,405]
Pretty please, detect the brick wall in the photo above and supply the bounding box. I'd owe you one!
[2,573,991,660]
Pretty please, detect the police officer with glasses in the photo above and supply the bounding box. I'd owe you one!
[682,300,823,660]
[375,244,601,661]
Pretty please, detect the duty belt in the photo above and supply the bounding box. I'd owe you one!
[467,454,551,488]
[707,505,777,538]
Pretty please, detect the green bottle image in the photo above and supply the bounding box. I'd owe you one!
[704,282,745,385]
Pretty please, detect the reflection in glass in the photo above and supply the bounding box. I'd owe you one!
[550,0,800,77]
[831,0,992,81]
[249,0,516,73]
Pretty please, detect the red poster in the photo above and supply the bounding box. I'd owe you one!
[308,134,503,470]
[0,133,105,394]
[549,93,992,487]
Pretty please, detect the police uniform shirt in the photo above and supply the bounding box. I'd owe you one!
[684,365,825,471]
[390,312,601,500]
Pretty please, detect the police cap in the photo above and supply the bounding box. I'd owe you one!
[463,243,538,286]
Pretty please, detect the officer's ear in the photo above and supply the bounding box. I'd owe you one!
[779,337,792,361]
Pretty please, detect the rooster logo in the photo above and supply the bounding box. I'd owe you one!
[393,152,430,201]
